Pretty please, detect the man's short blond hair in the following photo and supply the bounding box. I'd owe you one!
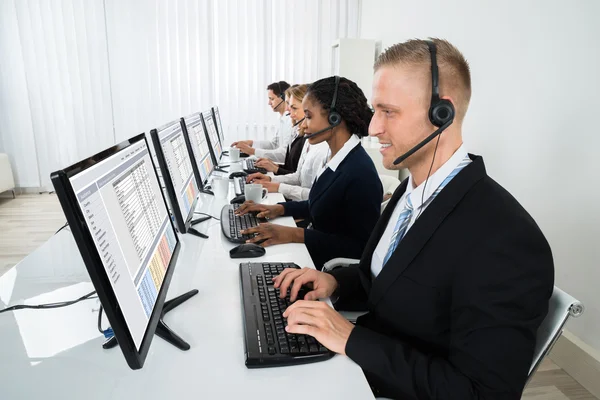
[374,38,471,122]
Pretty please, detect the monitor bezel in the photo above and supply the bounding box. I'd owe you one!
[211,106,225,144]
[180,113,213,190]
[50,133,181,370]
[150,119,200,235]
[201,110,221,166]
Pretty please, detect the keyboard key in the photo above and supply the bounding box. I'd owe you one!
[309,344,319,353]
[268,347,276,355]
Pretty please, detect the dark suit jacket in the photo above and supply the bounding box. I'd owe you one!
[275,135,306,175]
[282,144,382,269]
[330,155,554,399]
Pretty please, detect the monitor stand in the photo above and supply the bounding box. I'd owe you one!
[187,227,208,238]
[190,216,210,226]
[214,166,228,173]
[200,188,214,196]
[102,289,199,351]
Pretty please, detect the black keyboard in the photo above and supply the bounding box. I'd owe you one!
[220,204,265,243]
[240,262,334,368]
[243,159,267,174]
[233,176,245,196]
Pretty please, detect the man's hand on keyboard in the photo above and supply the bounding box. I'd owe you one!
[246,172,271,183]
[254,158,279,173]
[283,301,354,356]
[273,267,338,302]
[235,201,283,219]
[241,223,303,247]
[231,139,253,147]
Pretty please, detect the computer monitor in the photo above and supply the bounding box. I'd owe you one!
[180,113,215,195]
[150,119,204,237]
[50,134,198,370]
[201,109,223,166]
[211,106,225,144]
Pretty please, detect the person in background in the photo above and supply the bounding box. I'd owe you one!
[236,76,382,269]
[231,81,293,162]
[253,84,309,176]
[246,84,329,201]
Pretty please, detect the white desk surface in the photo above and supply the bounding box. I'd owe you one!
[0,185,374,399]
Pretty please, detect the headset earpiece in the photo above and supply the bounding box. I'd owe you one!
[277,82,285,101]
[429,99,455,127]
[425,40,455,128]
[328,76,342,127]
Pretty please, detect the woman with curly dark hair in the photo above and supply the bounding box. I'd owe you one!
[236,76,383,269]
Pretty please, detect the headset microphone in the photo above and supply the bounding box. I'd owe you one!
[392,40,455,166]
[393,120,452,165]
[304,76,342,139]
[293,117,305,127]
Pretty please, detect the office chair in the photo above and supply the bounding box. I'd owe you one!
[526,286,583,383]
[379,174,401,213]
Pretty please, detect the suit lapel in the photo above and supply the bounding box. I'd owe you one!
[369,155,487,306]
[308,168,340,207]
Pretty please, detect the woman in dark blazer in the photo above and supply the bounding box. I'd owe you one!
[237,76,382,269]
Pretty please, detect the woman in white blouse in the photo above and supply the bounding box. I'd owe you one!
[246,86,328,201]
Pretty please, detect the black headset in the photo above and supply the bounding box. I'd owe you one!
[425,40,455,127]
[328,76,342,127]
[393,40,456,165]
[304,76,343,139]
[276,81,286,101]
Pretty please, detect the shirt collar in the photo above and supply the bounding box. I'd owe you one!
[325,134,361,172]
[406,144,468,209]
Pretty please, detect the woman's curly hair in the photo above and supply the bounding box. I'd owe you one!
[305,76,373,137]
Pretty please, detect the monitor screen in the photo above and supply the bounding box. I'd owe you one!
[212,106,225,143]
[202,110,222,163]
[66,138,177,351]
[182,113,214,185]
[151,120,199,233]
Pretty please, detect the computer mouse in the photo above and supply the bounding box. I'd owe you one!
[230,195,245,204]
[229,243,266,259]
[229,171,248,179]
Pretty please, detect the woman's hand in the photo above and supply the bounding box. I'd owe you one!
[241,223,304,247]
[234,201,284,219]
[255,158,279,173]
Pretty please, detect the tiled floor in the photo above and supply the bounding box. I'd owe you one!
[0,193,597,399]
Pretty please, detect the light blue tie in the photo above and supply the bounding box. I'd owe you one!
[382,155,472,267]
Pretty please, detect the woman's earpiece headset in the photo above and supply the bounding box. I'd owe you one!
[393,40,455,165]
[304,75,342,139]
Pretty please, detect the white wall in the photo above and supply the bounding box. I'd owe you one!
[0,0,361,190]
[360,0,600,351]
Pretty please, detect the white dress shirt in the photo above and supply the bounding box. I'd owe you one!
[254,114,294,163]
[314,134,361,182]
[371,144,469,278]
[272,140,329,201]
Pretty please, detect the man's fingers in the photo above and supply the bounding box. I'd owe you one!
[303,288,328,301]
[285,321,318,339]
[278,269,306,298]
[273,267,299,287]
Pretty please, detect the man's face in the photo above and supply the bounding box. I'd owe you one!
[267,89,282,112]
[370,65,432,170]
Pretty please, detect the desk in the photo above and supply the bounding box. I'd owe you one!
[0,188,374,399]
